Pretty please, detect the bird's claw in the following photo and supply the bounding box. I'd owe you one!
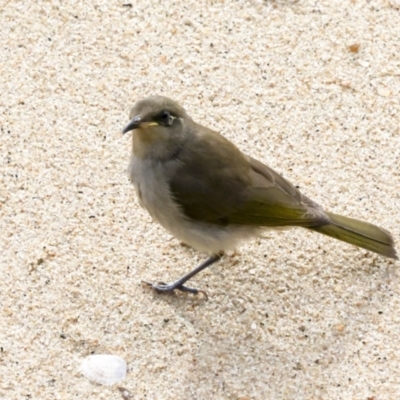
[142,280,208,298]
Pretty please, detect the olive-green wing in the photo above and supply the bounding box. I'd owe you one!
[168,126,251,224]
[227,156,330,227]
[226,186,328,227]
[169,126,329,228]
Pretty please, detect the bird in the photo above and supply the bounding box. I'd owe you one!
[122,95,397,296]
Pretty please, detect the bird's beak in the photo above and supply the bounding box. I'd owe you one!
[122,116,142,134]
[122,116,159,134]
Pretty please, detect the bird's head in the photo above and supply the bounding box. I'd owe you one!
[123,96,191,160]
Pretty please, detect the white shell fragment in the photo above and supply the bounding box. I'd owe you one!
[81,354,127,386]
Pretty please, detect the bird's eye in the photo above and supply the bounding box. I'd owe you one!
[158,111,174,126]
[159,111,170,120]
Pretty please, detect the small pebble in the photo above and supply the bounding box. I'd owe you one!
[81,354,127,386]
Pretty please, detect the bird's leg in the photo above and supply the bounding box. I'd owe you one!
[143,252,223,296]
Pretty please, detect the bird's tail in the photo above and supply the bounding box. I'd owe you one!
[309,212,398,259]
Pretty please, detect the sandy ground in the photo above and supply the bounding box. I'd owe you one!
[1,0,400,399]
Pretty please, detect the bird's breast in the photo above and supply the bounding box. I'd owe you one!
[129,156,183,227]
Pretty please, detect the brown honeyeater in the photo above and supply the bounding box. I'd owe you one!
[123,95,397,296]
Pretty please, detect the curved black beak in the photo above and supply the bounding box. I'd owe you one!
[122,116,141,134]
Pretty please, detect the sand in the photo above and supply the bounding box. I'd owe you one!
[1,0,399,399]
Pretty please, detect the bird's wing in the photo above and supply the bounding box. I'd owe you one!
[168,126,251,224]
[229,156,330,227]
[169,126,329,227]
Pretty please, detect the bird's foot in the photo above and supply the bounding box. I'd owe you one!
[142,280,208,298]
